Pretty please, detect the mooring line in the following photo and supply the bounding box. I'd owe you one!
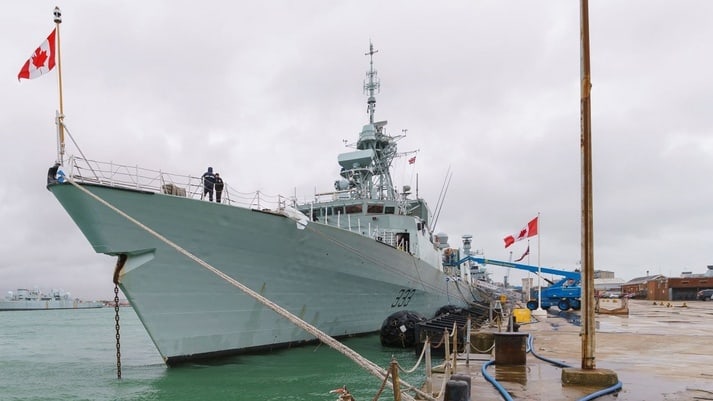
[62,178,436,401]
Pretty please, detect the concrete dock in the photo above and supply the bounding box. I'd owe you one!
[425,299,713,400]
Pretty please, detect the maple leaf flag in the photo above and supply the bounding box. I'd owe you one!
[408,156,416,165]
[18,28,57,81]
[514,246,529,262]
[503,216,538,248]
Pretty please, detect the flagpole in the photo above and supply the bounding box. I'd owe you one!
[53,7,65,164]
[537,211,542,310]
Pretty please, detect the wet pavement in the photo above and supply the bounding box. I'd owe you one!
[427,300,713,400]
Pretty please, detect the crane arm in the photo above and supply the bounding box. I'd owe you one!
[458,257,581,280]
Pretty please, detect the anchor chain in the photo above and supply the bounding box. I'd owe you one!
[114,284,122,379]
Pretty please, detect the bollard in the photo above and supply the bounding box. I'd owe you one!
[494,332,529,365]
[444,380,469,401]
[450,374,471,400]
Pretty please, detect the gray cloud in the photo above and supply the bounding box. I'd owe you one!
[2,1,712,299]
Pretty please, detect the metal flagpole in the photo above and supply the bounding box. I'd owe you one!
[537,212,542,310]
[53,7,65,164]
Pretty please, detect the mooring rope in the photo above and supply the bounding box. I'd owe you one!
[397,337,429,374]
[63,178,437,401]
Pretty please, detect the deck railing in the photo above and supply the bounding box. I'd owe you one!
[62,156,290,211]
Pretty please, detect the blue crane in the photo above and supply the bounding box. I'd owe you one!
[452,256,582,311]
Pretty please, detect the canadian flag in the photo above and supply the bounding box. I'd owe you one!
[503,216,538,248]
[18,29,57,81]
[514,246,529,262]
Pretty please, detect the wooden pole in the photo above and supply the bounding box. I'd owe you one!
[580,0,596,370]
[425,338,432,394]
[390,358,401,401]
[452,323,458,374]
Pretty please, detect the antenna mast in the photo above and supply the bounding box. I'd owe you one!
[364,42,380,124]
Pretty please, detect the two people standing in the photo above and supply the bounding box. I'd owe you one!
[201,167,226,203]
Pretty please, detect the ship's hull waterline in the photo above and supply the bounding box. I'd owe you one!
[49,183,471,364]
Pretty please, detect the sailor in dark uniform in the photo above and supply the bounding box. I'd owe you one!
[214,173,225,203]
[201,167,216,201]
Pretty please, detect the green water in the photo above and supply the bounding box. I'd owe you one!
[0,308,428,401]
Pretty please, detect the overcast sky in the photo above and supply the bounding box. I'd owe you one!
[2,1,712,300]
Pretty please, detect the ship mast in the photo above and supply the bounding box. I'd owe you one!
[338,42,401,201]
[361,42,397,200]
[364,41,380,124]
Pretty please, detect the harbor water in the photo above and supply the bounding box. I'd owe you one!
[0,307,425,401]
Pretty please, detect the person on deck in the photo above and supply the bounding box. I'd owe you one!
[201,167,216,201]
[214,173,225,203]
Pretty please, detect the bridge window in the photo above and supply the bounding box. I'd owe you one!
[345,204,363,214]
[367,204,384,213]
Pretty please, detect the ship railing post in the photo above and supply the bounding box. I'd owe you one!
[109,161,114,187]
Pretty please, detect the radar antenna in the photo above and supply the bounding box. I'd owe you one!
[364,41,380,124]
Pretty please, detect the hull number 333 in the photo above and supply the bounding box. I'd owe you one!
[391,288,416,307]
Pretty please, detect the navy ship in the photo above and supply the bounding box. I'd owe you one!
[0,288,104,311]
[47,43,484,365]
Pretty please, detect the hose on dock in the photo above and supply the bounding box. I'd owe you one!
[480,360,514,401]
[527,335,623,401]
[482,334,622,401]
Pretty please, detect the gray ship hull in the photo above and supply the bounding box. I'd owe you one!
[49,183,471,364]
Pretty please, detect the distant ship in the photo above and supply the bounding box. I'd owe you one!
[47,43,487,365]
[0,288,104,311]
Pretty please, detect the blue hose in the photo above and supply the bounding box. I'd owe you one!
[527,334,623,401]
[527,334,572,368]
[480,360,514,401]
[577,380,623,401]
[481,334,622,401]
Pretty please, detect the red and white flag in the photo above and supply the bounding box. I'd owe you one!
[503,216,538,248]
[408,156,416,165]
[18,28,57,81]
[514,246,529,262]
